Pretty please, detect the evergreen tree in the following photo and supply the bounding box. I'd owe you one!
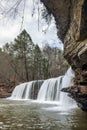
[33,44,43,80]
[42,58,50,79]
[3,29,35,82]
[13,29,35,81]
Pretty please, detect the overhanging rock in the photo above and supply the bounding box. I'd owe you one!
[41,0,87,111]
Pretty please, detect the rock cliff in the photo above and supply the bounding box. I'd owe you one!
[41,0,87,111]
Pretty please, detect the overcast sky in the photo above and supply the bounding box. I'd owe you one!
[0,0,63,49]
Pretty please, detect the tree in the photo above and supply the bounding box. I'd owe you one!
[33,44,42,80]
[3,29,35,82]
[43,43,69,77]
[13,29,35,81]
[0,48,2,52]
[33,44,50,80]
[0,51,16,88]
[42,57,50,79]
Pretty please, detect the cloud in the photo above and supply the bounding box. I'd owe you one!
[0,0,63,49]
[0,23,17,45]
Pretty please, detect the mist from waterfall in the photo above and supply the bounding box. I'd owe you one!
[61,67,75,105]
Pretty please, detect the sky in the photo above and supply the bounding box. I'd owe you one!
[0,0,63,49]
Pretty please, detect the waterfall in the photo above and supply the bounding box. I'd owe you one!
[37,67,74,102]
[37,76,63,101]
[61,67,75,105]
[9,67,75,105]
[9,80,44,100]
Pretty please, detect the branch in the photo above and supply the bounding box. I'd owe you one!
[0,0,24,19]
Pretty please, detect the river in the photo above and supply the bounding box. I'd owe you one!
[0,99,87,130]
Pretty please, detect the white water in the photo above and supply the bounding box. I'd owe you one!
[9,67,75,106]
[37,76,63,101]
[61,67,75,105]
[9,80,43,100]
[37,67,75,105]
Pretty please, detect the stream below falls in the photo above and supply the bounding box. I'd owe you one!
[0,99,87,130]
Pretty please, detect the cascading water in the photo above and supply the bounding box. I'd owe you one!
[61,67,75,105]
[9,67,75,106]
[9,80,44,100]
[37,67,75,106]
[37,76,63,101]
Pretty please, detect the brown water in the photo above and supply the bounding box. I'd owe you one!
[0,99,87,130]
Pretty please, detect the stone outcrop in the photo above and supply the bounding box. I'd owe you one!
[0,82,15,98]
[0,86,12,98]
[41,0,87,111]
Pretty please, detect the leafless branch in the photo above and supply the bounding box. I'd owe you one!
[20,0,26,31]
[0,0,24,19]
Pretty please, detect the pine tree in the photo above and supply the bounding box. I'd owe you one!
[10,29,35,81]
[33,44,43,80]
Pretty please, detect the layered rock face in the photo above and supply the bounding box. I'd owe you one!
[41,0,87,111]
